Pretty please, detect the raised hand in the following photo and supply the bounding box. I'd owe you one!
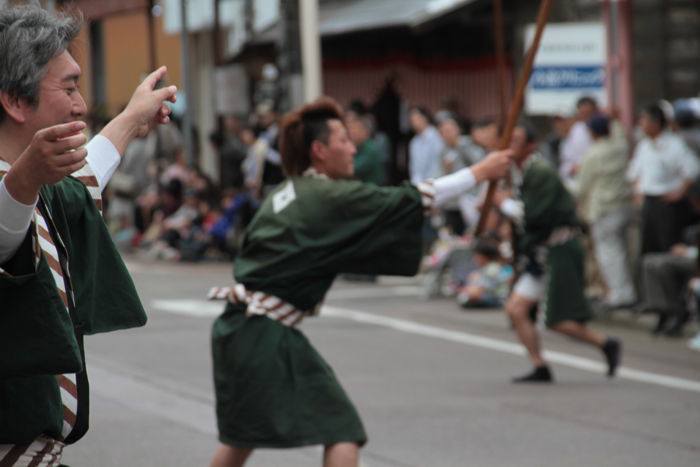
[471,149,514,182]
[122,66,178,138]
[99,66,178,154]
[4,121,87,204]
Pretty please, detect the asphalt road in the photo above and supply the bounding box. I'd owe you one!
[62,258,700,467]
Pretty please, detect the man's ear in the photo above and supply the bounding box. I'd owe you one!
[310,139,326,164]
[0,92,29,124]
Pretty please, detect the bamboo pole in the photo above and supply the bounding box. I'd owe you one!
[474,0,554,236]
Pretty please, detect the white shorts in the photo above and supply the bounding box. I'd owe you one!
[513,273,544,301]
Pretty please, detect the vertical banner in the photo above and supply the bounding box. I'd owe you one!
[525,22,607,115]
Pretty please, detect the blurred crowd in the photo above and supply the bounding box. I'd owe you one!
[99,93,700,346]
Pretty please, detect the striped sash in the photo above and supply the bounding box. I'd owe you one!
[35,200,79,443]
[0,437,64,467]
[70,164,102,213]
[0,161,101,465]
[208,284,318,327]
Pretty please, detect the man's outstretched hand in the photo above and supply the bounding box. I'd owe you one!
[101,66,178,154]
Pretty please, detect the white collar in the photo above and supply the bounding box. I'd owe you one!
[302,167,330,180]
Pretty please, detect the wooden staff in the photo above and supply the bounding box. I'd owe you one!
[492,0,508,129]
[474,0,554,236]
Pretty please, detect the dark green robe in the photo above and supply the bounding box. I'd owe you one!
[517,159,590,326]
[212,175,424,448]
[0,174,146,444]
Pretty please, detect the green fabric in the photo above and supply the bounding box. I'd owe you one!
[212,305,367,448]
[353,139,385,185]
[0,375,63,444]
[0,233,81,378]
[234,176,424,311]
[519,159,580,256]
[41,177,146,334]
[544,238,592,326]
[214,176,424,447]
[0,175,146,443]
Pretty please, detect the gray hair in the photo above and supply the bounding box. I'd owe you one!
[0,5,81,123]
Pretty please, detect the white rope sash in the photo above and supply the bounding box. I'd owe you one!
[208,284,319,327]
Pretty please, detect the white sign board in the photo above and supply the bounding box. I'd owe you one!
[525,22,607,115]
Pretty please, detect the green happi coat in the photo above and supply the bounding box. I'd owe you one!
[516,158,591,326]
[0,173,146,444]
[211,174,425,448]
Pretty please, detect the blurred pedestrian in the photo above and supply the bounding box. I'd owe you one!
[642,243,697,336]
[347,113,385,185]
[574,115,637,309]
[437,114,484,233]
[495,123,622,383]
[560,96,598,187]
[408,106,444,184]
[0,5,176,464]
[208,97,513,467]
[627,103,700,254]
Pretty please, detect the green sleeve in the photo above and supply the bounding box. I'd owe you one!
[48,178,147,335]
[235,178,425,310]
[326,181,424,275]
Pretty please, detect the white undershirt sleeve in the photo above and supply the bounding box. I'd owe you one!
[86,135,121,192]
[431,168,477,207]
[0,179,37,264]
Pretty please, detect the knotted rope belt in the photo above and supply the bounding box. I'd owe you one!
[208,284,320,327]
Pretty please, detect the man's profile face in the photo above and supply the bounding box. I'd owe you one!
[25,50,87,134]
[409,110,428,134]
[510,127,533,162]
[439,119,460,146]
[317,119,356,179]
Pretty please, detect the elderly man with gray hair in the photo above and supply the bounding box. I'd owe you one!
[0,5,176,465]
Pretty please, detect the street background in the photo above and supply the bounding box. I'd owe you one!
[62,257,700,467]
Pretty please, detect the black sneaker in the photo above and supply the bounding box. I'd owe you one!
[512,365,553,383]
[602,338,622,377]
[664,310,690,338]
[651,313,669,336]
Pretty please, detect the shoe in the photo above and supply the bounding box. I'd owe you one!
[664,310,690,337]
[512,365,553,383]
[602,338,622,378]
[651,314,669,336]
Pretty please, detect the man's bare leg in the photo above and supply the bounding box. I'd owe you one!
[550,321,605,347]
[506,294,545,366]
[323,442,359,467]
[506,293,553,382]
[551,321,622,377]
[210,444,253,467]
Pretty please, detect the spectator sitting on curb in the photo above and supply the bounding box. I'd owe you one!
[457,238,513,308]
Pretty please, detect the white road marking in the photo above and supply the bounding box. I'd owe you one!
[152,299,224,317]
[150,300,700,394]
[327,285,423,300]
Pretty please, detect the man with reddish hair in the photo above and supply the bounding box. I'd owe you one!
[209,97,513,467]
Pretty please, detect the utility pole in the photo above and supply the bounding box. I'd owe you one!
[180,0,195,167]
[604,0,634,136]
[299,0,322,102]
[278,0,303,112]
